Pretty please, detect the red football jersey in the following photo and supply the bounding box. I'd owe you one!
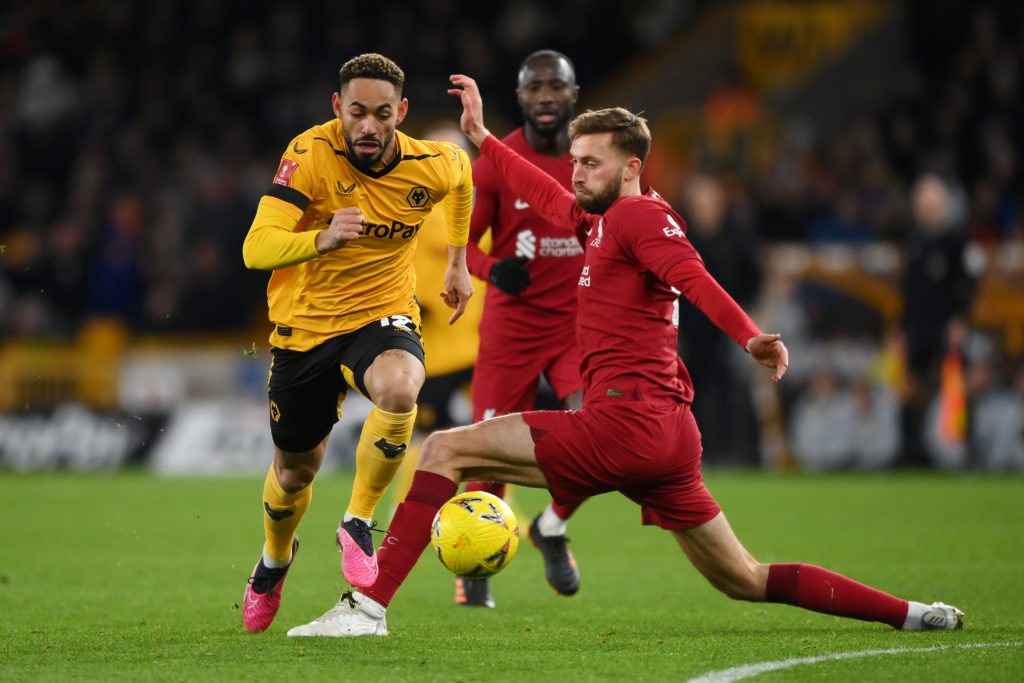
[467,129,582,353]
[478,135,761,408]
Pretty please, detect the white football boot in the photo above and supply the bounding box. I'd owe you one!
[920,602,964,630]
[287,591,388,637]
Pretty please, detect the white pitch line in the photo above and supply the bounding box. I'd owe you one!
[687,641,1022,683]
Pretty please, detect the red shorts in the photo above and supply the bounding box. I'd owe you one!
[471,347,583,421]
[523,401,720,530]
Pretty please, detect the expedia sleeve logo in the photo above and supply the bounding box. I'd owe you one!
[406,186,430,208]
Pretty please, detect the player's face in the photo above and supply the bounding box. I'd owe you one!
[333,78,409,172]
[517,58,578,137]
[570,132,628,214]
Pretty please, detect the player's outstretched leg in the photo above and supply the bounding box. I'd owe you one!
[675,514,965,630]
[455,576,495,608]
[766,563,965,630]
[287,590,387,637]
[529,504,579,596]
[243,536,299,632]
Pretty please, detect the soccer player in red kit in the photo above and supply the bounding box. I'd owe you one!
[286,75,964,637]
[460,50,585,607]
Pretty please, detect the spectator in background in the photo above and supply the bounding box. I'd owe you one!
[678,174,761,464]
[807,188,874,243]
[701,65,763,176]
[849,378,901,470]
[899,173,976,467]
[789,370,900,471]
[969,356,1024,472]
[90,193,145,324]
[789,369,852,470]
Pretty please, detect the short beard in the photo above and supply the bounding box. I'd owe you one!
[575,176,622,214]
[525,111,570,138]
[344,132,392,173]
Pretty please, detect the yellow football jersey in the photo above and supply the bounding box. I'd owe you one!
[243,118,472,351]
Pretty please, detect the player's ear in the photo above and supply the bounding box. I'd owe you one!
[331,92,343,119]
[516,86,527,108]
[396,98,409,125]
[623,157,643,182]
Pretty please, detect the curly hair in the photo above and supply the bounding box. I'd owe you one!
[339,53,405,96]
[570,108,651,166]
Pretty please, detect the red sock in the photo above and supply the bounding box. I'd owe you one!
[766,563,909,628]
[551,499,581,520]
[465,480,506,499]
[361,470,457,607]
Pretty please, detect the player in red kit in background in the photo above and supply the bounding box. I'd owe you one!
[460,50,584,608]
[285,74,964,638]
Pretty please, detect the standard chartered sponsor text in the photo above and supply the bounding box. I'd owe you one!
[538,236,584,257]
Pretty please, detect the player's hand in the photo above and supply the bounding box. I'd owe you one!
[448,74,491,148]
[316,207,366,253]
[746,333,789,382]
[441,264,474,324]
[488,256,531,296]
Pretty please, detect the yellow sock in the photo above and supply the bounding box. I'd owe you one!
[263,463,312,562]
[387,435,423,515]
[347,406,416,519]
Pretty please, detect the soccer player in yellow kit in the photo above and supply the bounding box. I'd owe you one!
[239,53,474,633]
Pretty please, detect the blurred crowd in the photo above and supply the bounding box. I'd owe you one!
[0,0,693,336]
[663,0,1024,471]
[0,1,1021,471]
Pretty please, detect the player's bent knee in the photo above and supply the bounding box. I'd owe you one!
[276,462,318,492]
[716,567,768,602]
[274,447,323,492]
[700,560,767,602]
[419,428,476,481]
[374,381,420,413]
[419,430,456,469]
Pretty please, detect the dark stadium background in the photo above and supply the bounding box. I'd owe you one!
[0,0,1021,473]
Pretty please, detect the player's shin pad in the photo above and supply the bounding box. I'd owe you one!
[349,406,417,519]
[263,463,312,561]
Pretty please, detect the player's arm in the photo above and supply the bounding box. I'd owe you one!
[242,198,318,270]
[242,136,366,270]
[625,204,788,381]
[667,258,788,382]
[449,74,584,233]
[439,148,474,323]
[242,201,366,270]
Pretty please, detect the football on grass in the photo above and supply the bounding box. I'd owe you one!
[430,491,519,578]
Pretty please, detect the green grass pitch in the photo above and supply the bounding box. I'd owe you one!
[1,469,1021,681]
